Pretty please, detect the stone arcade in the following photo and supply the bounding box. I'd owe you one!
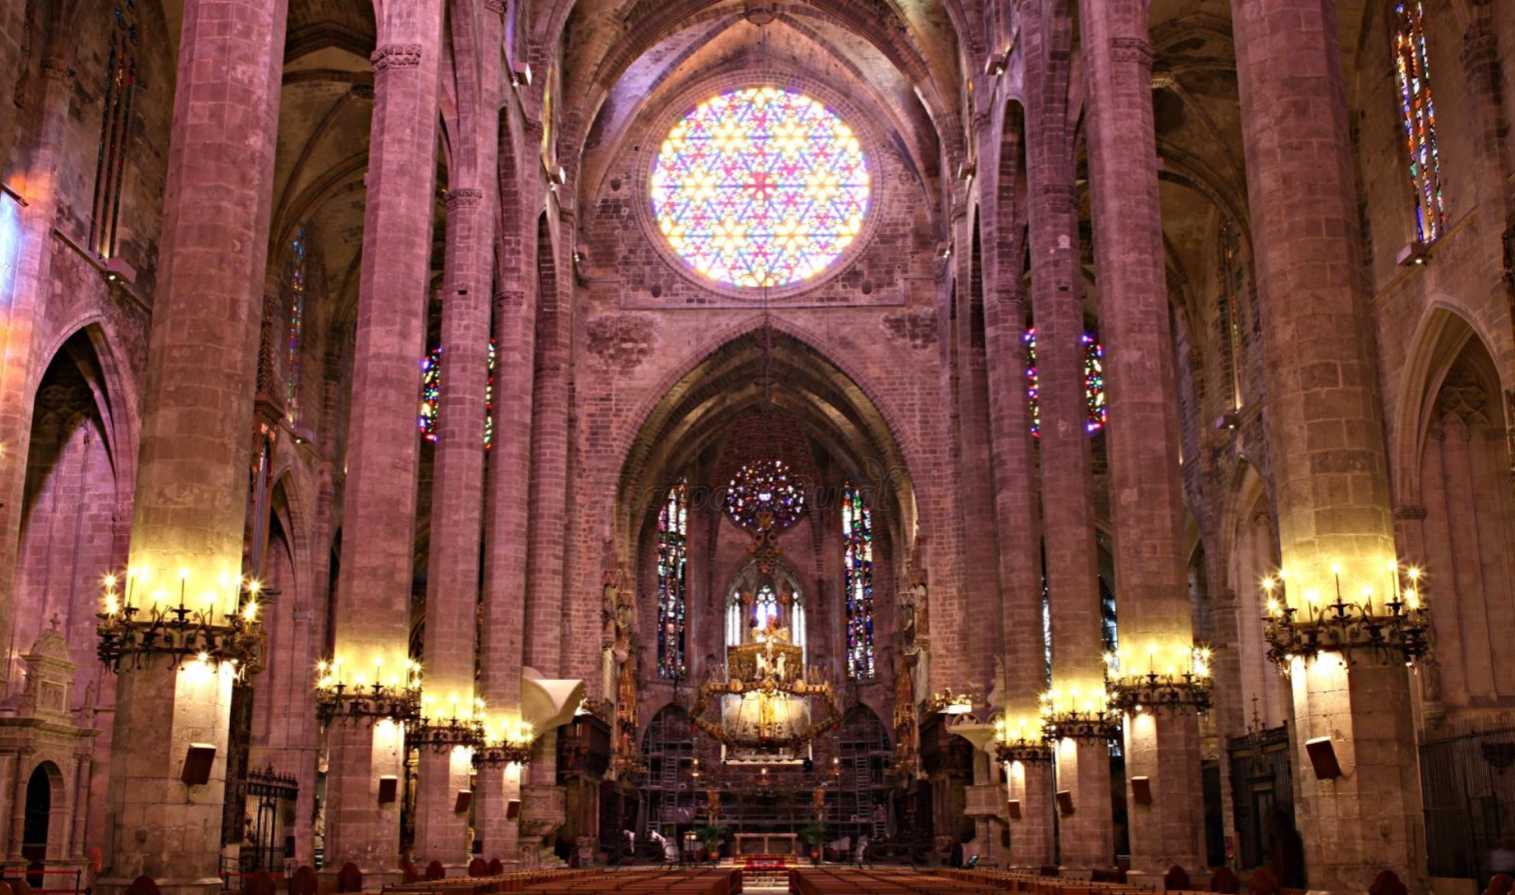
[1,0,1514,893]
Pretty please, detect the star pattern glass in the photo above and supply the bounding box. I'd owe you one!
[651,87,870,288]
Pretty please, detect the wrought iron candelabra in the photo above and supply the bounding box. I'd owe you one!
[95,572,265,675]
[1038,688,1120,741]
[1261,562,1431,668]
[1105,644,1214,714]
[314,657,422,724]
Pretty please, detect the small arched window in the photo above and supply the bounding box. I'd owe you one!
[1393,0,1445,242]
[657,480,689,679]
[91,0,139,258]
[285,228,307,421]
[842,483,875,680]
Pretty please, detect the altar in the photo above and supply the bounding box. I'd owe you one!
[734,832,800,856]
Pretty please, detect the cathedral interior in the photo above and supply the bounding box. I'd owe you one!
[3,0,1515,892]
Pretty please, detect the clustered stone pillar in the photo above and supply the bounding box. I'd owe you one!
[522,206,568,842]
[413,183,493,865]
[93,2,287,894]
[0,47,76,694]
[1229,0,1424,888]
[980,109,1055,869]
[477,116,533,865]
[325,8,443,881]
[1078,0,1205,875]
[1022,0,1112,872]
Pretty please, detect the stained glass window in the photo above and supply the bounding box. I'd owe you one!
[91,0,138,258]
[842,483,875,680]
[417,341,497,448]
[1393,1,1444,242]
[285,228,307,422]
[753,584,780,630]
[1023,328,1107,437]
[419,347,442,443]
[723,458,807,531]
[657,481,689,679]
[651,87,870,288]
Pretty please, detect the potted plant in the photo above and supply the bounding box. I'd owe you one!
[693,823,729,864]
[798,822,829,865]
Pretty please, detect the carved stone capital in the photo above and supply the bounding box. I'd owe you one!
[1039,183,1078,211]
[1110,36,1154,69]
[446,188,484,209]
[1394,505,1429,521]
[40,57,74,83]
[371,44,424,73]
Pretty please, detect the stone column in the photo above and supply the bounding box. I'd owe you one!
[1229,0,1423,888]
[1022,0,1112,871]
[413,182,492,866]
[1077,0,1205,875]
[93,2,286,894]
[519,205,568,854]
[324,8,443,881]
[477,113,532,866]
[980,105,1055,869]
[953,187,1003,701]
[0,52,75,695]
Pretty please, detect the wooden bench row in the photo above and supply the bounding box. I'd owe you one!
[518,868,742,895]
[789,868,1013,895]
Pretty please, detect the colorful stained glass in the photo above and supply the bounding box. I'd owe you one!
[1024,328,1107,438]
[651,87,870,288]
[285,227,306,422]
[842,483,875,680]
[657,481,689,679]
[1393,1,1444,242]
[723,458,807,531]
[419,346,442,443]
[753,584,780,630]
[417,341,497,447]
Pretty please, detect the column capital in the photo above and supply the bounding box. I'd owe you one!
[1109,36,1154,69]
[40,57,74,84]
[1038,183,1078,211]
[371,44,424,73]
[446,188,485,209]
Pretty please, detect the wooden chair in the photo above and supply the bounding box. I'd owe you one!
[1163,865,1190,892]
[487,860,504,876]
[1208,866,1238,894]
[1369,870,1407,895]
[1247,867,1279,895]
[468,858,489,878]
[291,865,318,895]
[246,869,279,895]
[337,862,363,893]
[125,877,161,895]
[1485,874,1514,895]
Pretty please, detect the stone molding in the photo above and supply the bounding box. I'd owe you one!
[1393,505,1428,521]
[1039,183,1078,211]
[1109,36,1154,69]
[41,57,74,83]
[484,0,506,12]
[371,44,424,72]
[446,188,485,209]
[494,290,526,309]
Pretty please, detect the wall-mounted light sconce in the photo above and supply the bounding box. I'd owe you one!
[984,53,1008,77]
[511,65,533,89]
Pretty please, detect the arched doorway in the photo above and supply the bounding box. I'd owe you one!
[22,762,63,881]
